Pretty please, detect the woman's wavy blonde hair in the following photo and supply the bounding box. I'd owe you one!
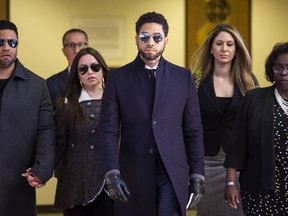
[190,23,255,95]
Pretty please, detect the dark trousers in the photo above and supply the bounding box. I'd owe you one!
[156,159,181,216]
[63,191,114,216]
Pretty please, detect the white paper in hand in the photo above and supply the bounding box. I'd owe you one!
[186,193,194,210]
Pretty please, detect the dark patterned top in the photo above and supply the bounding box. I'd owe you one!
[241,98,288,215]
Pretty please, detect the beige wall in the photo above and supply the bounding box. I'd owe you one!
[10,0,288,86]
[10,0,185,78]
[9,0,288,205]
[251,0,288,86]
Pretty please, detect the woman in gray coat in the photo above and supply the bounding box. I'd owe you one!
[54,47,114,216]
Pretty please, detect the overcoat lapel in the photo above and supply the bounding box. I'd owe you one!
[153,58,167,116]
[133,56,154,112]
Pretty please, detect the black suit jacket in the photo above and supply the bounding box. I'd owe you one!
[224,86,275,194]
[198,74,243,156]
[46,68,69,106]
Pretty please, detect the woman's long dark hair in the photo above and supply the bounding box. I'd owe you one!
[55,47,109,134]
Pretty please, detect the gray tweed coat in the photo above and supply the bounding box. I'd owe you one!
[54,99,106,209]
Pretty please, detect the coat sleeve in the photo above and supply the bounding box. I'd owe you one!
[30,81,56,183]
[54,103,68,176]
[224,93,249,170]
[184,72,205,176]
[98,71,120,176]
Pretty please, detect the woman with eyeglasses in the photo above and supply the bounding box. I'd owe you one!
[53,47,114,216]
[224,42,288,215]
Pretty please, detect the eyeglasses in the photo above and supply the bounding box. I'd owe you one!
[0,39,18,48]
[139,33,164,43]
[79,63,101,75]
[273,64,288,73]
[64,42,87,49]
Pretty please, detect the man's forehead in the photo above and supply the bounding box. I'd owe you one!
[139,23,164,33]
[0,29,17,38]
[64,32,86,41]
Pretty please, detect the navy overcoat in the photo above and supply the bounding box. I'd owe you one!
[99,55,204,216]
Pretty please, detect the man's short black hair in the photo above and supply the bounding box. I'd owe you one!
[0,20,18,37]
[135,11,169,36]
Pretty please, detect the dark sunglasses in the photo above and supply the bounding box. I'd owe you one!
[139,33,163,43]
[79,63,101,75]
[0,39,18,48]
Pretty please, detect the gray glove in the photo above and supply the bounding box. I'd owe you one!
[105,169,130,202]
[186,175,205,209]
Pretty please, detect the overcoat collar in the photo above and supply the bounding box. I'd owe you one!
[10,59,28,80]
[133,54,167,116]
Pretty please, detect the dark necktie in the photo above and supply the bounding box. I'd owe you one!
[148,69,156,96]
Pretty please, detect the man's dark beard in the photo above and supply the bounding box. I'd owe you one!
[139,48,165,61]
[0,55,16,69]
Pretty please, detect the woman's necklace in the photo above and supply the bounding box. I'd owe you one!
[274,88,288,115]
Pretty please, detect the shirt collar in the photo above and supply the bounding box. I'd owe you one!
[78,88,96,102]
[145,63,159,70]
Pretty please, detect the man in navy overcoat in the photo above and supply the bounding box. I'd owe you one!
[99,12,205,216]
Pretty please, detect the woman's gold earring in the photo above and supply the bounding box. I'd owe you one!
[102,77,105,89]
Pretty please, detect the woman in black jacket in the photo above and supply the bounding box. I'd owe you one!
[224,42,288,215]
[191,24,257,215]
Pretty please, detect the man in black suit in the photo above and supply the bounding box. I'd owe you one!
[46,29,88,106]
